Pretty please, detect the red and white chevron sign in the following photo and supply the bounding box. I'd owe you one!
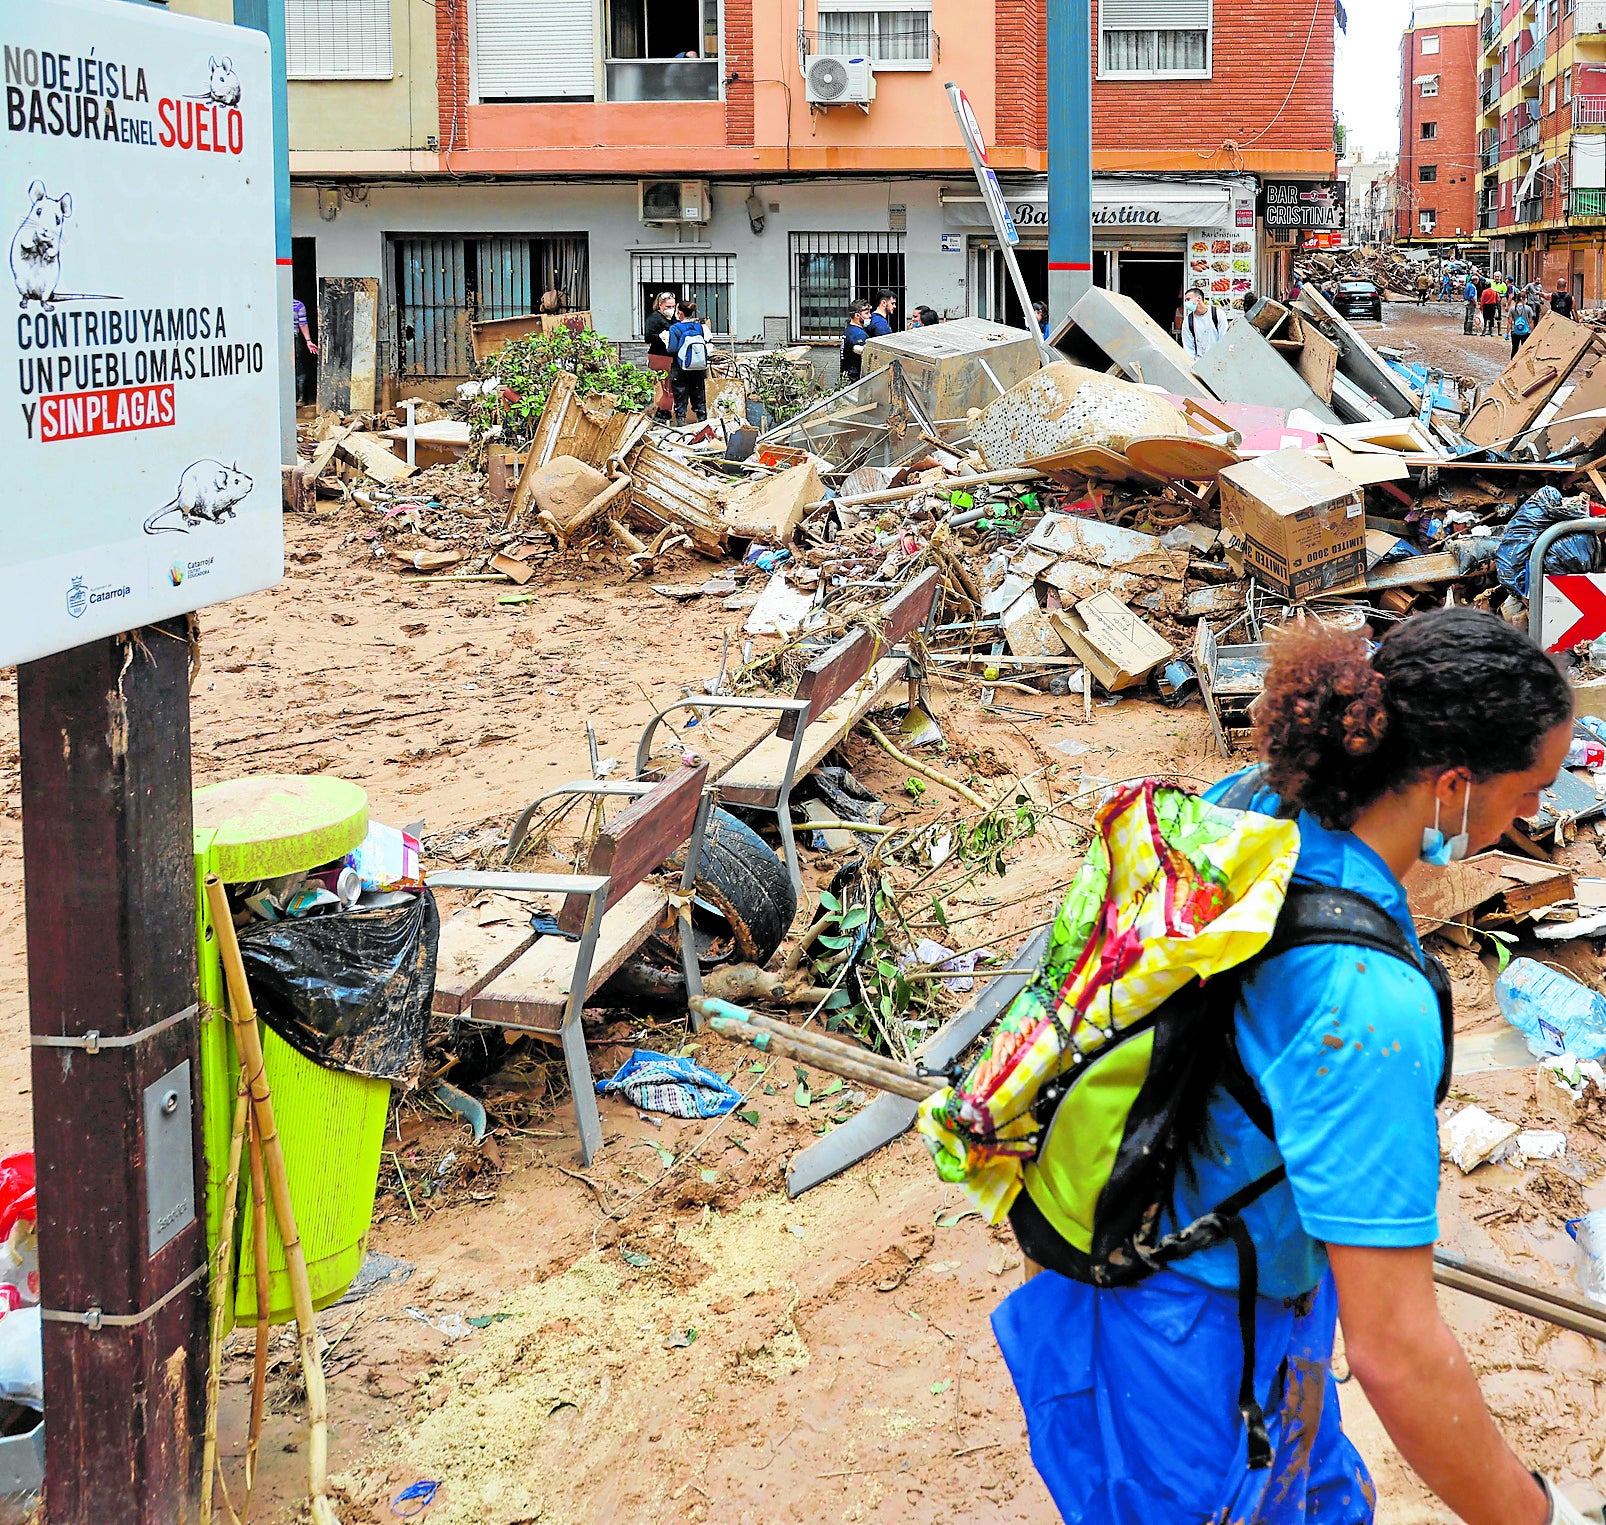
[1541,574,1606,652]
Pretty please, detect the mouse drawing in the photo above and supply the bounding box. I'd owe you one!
[145,460,254,534]
[10,181,72,311]
[206,56,241,106]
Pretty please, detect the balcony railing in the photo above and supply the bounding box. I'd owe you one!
[1578,0,1606,36]
[1577,96,1606,125]
[1481,6,1498,42]
[604,59,721,102]
[1517,196,1545,222]
[1520,39,1546,81]
[1480,76,1498,109]
[1517,119,1542,148]
[1481,141,1500,168]
[1572,187,1606,217]
[1479,208,1501,229]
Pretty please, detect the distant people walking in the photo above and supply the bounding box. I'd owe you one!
[1463,274,1479,335]
[1440,271,1455,301]
[1415,271,1431,305]
[666,299,710,424]
[292,296,318,406]
[644,289,678,420]
[1180,285,1227,360]
[1552,280,1575,319]
[839,298,873,385]
[1492,275,1510,335]
[1510,299,1534,357]
[1480,281,1501,336]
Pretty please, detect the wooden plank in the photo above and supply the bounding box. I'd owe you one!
[337,431,415,482]
[780,568,940,740]
[432,911,541,1016]
[473,882,667,1029]
[558,763,707,934]
[723,657,907,804]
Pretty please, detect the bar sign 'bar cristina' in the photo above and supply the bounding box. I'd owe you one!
[0,0,283,669]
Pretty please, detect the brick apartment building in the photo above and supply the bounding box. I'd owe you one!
[170,0,1339,397]
[1476,0,1606,301]
[1395,4,1482,246]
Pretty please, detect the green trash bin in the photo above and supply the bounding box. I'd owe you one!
[194,775,393,1326]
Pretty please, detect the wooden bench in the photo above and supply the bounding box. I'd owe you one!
[429,763,712,1163]
[633,567,942,889]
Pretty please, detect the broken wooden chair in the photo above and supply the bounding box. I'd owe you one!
[633,567,942,890]
[428,762,713,1163]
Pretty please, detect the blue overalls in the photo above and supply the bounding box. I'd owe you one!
[992,780,1446,1523]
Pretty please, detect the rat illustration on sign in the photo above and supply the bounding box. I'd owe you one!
[190,56,242,106]
[145,460,254,534]
[10,182,72,311]
[10,182,122,310]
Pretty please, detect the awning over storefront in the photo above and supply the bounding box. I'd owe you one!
[941,178,1236,232]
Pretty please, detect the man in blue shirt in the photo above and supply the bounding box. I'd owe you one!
[866,289,897,338]
[838,300,872,384]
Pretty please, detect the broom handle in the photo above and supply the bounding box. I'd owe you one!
[198,1079,249,1525]
[204,876,337,1525]
[702,1017,937,1102]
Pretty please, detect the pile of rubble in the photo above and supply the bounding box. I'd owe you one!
[1295,245,1459,298]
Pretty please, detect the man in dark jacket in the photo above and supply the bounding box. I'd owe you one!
[839,299,872,384]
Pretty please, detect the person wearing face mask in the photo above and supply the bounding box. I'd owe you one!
[1181,284,1227,360]
[991,607,1592,1525]
[643,290,678,421]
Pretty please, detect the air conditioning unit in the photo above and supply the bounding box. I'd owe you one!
[804,54,876,107]
[638,179,711,225]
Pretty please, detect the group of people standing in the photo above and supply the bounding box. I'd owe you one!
[1463,270,1575,354]
[644,290,713,425]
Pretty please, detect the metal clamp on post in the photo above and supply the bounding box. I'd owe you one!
[41,1262,206,1331]
[30,1003,198,1055]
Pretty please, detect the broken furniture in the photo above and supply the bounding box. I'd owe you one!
[973,362,1189,471]
[860,318,1044,437]
[1192,320,1342,428]
[1195,617,1269,756]
[785,927,1052,1197]
[754,362,948,471]
[634,568,943,890]
[1063,285,1212,399]
[429,763,714,1164]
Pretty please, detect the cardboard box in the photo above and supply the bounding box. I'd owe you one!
[1218,448,1365,601]
[1050,593,1173,692]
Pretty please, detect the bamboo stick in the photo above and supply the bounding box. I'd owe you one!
[204,875,339,1525]
[707,1016,935,1100]
[244,1117,271,1503]
[715,1003,916,1074]
[199,1078,250,1525]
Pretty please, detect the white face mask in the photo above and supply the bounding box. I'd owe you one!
[1420,785,1473,866]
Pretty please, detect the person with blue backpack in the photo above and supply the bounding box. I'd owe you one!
[1512,294,1537,357]
[665,298,710,425]
[990,608,1593,1525]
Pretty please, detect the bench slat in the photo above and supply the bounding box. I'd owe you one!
[432,910,541,1016]
[721,656,908,805]
[472,881,667,1030]
[779,568,940,740]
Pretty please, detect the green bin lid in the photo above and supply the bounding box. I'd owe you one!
[193,775,368,883]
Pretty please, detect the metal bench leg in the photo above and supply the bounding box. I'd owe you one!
[562,886,607,1165]
[681,789,715,1021]
[773,725,809,896]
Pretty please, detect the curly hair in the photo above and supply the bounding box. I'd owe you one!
[1256,607,1572,829]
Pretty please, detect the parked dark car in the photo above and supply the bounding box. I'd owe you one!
[1332,279,1384,323]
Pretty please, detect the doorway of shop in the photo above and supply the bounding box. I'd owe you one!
[1114,249,1185,336]
[970,241,1048,332]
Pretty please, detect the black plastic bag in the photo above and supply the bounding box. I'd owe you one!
[1496,486,1601,597]
[236,889,439,1085]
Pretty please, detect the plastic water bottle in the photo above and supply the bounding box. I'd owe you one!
[1495,959,1606,1062]
[1567,1212,1606,1306]
[1567,737,1606,769]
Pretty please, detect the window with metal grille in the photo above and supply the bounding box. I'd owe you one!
[391,234,591,378]
[788,233,905,341]
[286,0,394,79]
[1419,164,1438,182]
[631,253,735,338]
[812,0,934,69]
[1098,0,1210,78]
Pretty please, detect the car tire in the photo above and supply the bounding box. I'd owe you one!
[686,808,798,967]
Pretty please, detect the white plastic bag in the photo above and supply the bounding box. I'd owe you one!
[0,1307,43,1410]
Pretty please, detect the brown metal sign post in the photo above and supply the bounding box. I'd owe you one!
[18,621,205,1522]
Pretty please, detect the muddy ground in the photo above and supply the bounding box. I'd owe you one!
[0,462,1603,1523]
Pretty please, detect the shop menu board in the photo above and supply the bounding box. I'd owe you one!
[1186,226,1257,311]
